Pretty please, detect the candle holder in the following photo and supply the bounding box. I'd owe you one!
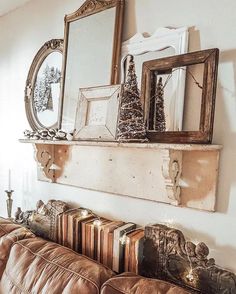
[5,190,14,220]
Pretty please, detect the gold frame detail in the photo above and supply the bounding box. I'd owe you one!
[25,39,63,130]
[58,0,125,128]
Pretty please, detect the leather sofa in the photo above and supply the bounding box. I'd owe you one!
[0,218,190,293]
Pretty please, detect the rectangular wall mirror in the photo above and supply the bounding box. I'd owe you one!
[59,0,124,132]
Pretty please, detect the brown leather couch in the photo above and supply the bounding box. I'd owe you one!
[0,218,190,294]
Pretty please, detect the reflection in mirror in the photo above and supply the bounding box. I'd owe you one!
[127,48,176,90]
[148,64,204,132]
[25,39,63,131]
[34,52,62,127]
[60,0,124,132]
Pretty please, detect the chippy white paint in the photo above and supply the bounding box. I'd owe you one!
[122,27,189,131]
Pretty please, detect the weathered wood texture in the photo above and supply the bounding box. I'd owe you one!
[141,48,219,144]
[141,224,236,294]
[33,142,221,211]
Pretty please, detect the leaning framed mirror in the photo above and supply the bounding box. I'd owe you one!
[59,0,125,132]
[25,39,63,130]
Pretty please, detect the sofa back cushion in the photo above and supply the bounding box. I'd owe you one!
[101,273,192,294]
[1,238,115,294]
[0,217,35,279]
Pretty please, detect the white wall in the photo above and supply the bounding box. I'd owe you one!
[0,0,236,272]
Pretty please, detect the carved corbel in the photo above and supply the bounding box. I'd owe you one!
[34,144,56,182]
[161,150,183,206]
[33,144,69,183]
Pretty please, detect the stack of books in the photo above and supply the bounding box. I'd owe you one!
[57,209,143,273]
[124,228,145,274]
[57,208,94,252]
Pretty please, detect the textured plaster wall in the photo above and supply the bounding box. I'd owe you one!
[0,0,236,271]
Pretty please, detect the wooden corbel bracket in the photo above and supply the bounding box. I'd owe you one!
[161,149,183,206]
[34,143,69,182]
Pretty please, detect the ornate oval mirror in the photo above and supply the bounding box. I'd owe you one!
[25,39,63,130]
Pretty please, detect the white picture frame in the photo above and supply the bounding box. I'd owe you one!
[121,27,189,132]
[74,85,121,141]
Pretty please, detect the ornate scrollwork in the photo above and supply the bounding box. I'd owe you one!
[34,145,56,182]
[141,224,236,294]
[68,0,118,19]
[44,39,63,50]
[161,150,182,206]
[24,81,32,101]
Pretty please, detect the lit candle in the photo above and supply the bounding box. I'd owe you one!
[8,169,11,191]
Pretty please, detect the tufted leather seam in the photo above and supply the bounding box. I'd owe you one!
[53,241,113,272]
[4,270,30,294]
[16,238,113,273]
[102,283,128,294]
[13,241,99,293]
[0,224,8,234]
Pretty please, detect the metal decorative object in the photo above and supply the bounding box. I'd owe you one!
[23,128,71,141]
[5,190,14,219]
[16,200,69,242]
[141,224,236,294]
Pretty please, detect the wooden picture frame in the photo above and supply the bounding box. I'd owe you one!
[141,48,219,144]
[74,85,122,141]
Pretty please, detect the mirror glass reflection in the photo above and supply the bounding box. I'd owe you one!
[61,7,116,132]
[33,52,62,128]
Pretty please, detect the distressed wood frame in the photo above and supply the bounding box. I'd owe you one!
[59,0,125,129]
[25,39,63,131]
[141,48,219,144]
[74,85,122,141]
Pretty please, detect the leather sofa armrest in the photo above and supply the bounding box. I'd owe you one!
[0,218,35,279]
[101,273,192,294]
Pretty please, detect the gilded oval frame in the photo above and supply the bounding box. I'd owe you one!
[25,39,63,130]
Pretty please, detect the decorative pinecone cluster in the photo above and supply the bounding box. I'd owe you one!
[23,129,73,141]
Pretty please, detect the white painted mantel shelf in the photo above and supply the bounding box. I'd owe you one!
[19,139,222,212]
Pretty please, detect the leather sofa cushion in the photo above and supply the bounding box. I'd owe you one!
[1,238,115,294]
[101,273,191,294]
[0,218,35,279]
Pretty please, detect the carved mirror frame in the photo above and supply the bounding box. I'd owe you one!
[25,39,63,130]
[59,0,125,129]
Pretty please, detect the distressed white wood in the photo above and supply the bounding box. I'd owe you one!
[19,139,222,151]
[74,85,121,140]
[161,150,183,206]
[26,141,221,212]
[122,27,189,131]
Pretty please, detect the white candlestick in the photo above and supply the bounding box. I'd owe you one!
[8,169,11,191]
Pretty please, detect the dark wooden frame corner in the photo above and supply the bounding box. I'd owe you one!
[141,48,219,144]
